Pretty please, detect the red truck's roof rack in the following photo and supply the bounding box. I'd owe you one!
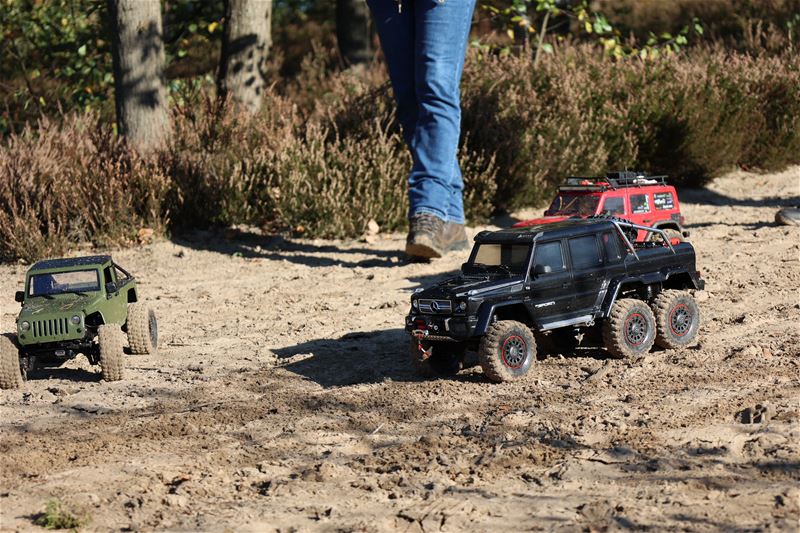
[560,172,669,191]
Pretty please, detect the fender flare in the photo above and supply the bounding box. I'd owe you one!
[474,300,532,336]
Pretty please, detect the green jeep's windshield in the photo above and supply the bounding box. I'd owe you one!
[467,243,531,274]
[28,269,100,296]
[545,193,600,216]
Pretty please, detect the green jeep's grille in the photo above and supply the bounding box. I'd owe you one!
[31,318,70,339]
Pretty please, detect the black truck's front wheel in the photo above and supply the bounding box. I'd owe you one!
[0,334,23,390]
[478,321,536,383]
[603,298,656,359]
[651,290,700,349]
[409,338,464,378]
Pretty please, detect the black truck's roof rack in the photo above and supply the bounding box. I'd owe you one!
[560,171,669,191]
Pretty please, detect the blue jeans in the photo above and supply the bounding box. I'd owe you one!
[367,0,476,224]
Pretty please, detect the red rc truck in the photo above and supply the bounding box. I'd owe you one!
[514,171,689,242]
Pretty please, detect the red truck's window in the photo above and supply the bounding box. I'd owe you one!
[631,194,650,214]
[601,197,625,215]
[546,194,600,216]
[653,192,675,210]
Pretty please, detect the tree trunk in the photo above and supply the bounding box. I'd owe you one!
[218,0,272,113]
[336,0,371,67]
[107,0,171,153]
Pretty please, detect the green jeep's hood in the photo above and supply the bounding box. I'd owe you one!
[19,292,104,320]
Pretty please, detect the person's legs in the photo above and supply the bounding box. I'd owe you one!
[410,0,475,225]
[366,0,417,147]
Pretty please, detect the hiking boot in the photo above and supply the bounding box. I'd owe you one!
[775,207,800,226]
[406,214,470,259]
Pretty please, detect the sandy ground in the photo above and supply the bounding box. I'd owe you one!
[0,167,799,532]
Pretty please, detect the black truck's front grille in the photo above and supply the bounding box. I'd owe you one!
[31,318,70,338]
[418,299,452,314]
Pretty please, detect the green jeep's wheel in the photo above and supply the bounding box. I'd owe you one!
[98,325,125,381]
[478,320,536,383]
[603,298,656,359]
[0,334,23,390]
[409,338,464,378]
[126,303,158,355]
[651,290,700,349]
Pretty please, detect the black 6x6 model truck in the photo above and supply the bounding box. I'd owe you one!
[405,217,705,382]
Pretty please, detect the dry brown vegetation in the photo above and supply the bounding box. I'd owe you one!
[2,46,799,262]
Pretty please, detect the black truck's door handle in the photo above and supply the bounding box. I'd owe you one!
[561,283,570,289]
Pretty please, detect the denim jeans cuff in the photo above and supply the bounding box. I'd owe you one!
[409,207,464,225]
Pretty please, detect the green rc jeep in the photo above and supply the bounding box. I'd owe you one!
[0,255,158,389]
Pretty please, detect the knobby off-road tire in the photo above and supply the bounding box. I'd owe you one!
[603,299,656,359]
[0,334,23,389]
[409,338,463,378]
[98,325,125,381]
[127,303,158,355]
[478,321,536,383]
[651,290,700,349]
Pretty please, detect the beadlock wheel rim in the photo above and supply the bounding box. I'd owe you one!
[669,303,691,337]
[501,335,527,369]
[624,313,648,346]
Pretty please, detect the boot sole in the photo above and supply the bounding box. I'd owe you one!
[406,242,443,259]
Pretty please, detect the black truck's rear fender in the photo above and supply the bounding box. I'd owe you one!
[474,301,533,336]
[601,270,702,317]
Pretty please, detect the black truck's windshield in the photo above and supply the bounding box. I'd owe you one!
[466,243,531,274]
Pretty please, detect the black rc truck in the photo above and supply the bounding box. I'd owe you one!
[405,217,705,382]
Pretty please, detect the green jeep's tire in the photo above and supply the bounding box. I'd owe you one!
[98,325,125,381]
[127,303,158,355]
[651,290,700,349]
[478,320,536,383]
[603,298,656,359]
[409,338,463,378]
[0,334,23,390]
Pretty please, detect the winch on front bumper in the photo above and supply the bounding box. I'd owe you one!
[405,314,476,341]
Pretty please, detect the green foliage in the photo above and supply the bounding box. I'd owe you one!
[33,500,86,530]
[0,0,112,134]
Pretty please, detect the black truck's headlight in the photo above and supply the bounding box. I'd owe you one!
[456,301,467,312]
[411,300,419,309]
[20,321,30,332]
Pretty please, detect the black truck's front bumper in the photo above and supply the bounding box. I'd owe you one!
[405,314,477,341]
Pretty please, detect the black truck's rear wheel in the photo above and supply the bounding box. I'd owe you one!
[478,321,536,383]
[651,290,700,349]
[409,338,464,377]
[98,325,125,381]
[0,334,23,390]
[603,299,656,359]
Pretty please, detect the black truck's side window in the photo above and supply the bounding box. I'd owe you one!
[532,241,565,273]
[601,231,623,262]
[568,235,602,269]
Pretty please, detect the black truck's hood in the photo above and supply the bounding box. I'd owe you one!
[415,274,524,300]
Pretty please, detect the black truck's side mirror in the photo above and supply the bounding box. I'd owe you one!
[14,291,24,303]
[533,264,552,276]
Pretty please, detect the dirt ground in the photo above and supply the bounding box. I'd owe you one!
[1,167,798,532]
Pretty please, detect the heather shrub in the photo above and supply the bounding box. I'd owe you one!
[1,45,798,262]
[0,116,167,262]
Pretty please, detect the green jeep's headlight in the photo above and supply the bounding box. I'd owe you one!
[20,321,30,332]
[70,315,81,325]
